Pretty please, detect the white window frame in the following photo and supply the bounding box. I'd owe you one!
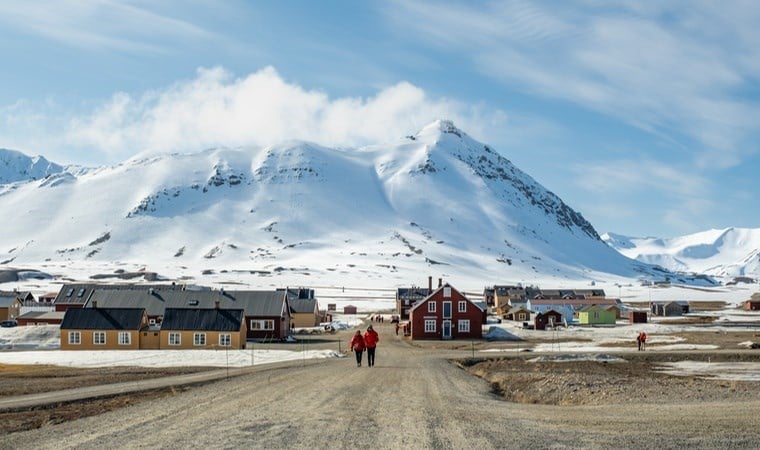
[443,287,452,298]
[93,331,106,345]
[168,332,181,346]
[427,302,436,313]
[68,331,81,345]
[194,333,207,346]
[458,320,470,333]
[458,301,467,313]
[118,332,131,346]
[424,320,436,333]
[219,333,231,347]
[250,319,275,331]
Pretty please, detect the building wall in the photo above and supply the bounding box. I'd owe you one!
[745,301,760,311]
[410,287,483,340]
[291,312,319,328]
[0,302,20,321]
[60,329,140,350]
[246,315,287,340]
[159,329,246,349]
[579,309,615,325]
[139,330,161,349]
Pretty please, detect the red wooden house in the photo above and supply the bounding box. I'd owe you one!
[534,309,563,330]
[409,283,484,340]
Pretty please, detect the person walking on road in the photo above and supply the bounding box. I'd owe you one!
[350,330,365,367]
[364,325,379,367]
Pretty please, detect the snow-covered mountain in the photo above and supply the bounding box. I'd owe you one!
[0,148,64,184]
[0,121,706,287]
[603,228,760,279]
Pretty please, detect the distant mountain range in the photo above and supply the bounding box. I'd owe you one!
[0,121,715,286]
[603,229,760,280]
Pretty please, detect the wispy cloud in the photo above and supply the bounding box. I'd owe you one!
[571,158,715,235]
[385,0,760,169]
[0,0,215,53]
[61,66,506,161]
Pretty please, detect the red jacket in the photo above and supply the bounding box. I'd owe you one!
[364,329,379,348]
[350,334,365,351]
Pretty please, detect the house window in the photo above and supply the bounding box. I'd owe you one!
[593,311,600,319]
[68,331,81,345]
[443,287,451,298]
[517,313,526,321]
[458,301,467,313]
[169,333,181,346]
[424,320,436,333]
[93,332,106,345]
[194,333,207,346]
[219,334,231,347]
[250,319,275,330]
[458,320,470,332]
[118,332,131,346]
[427,302,436,313]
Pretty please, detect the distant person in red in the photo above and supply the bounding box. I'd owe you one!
[639,331,647,351]
[349,330,365,367]
[364,325,379,367]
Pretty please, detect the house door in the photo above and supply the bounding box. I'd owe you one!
[442,320,452,339]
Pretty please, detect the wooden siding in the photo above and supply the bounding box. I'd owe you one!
[158,329,245,349]
[60,329,141,350]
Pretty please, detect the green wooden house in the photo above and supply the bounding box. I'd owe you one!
[578,304,616,325]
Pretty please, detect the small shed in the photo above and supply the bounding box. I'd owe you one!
[503,306,531,322]
[744,299,760,311]
[651,301,689,316]
[343,305,358,314]
[534,309,563,330]
[578,304,616,325]
[629,311,648,323]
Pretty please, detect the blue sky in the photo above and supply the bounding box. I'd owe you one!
[0,0,758,238]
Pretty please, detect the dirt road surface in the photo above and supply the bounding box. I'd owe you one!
[3,323,760,449]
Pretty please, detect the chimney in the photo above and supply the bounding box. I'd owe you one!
[428,276,432,292]
[148,288,154,296]
[92,300,98,309]
[215,299,220,309]
[438,278,442,288]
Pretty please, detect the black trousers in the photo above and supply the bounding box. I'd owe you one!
[366,347,376,366]
[354,349,363,365]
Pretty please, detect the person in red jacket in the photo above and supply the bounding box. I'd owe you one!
[349,330,365,367]
[363,325,379,367]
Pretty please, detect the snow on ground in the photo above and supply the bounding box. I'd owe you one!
[0,349,342,368]
[657,361,760,381]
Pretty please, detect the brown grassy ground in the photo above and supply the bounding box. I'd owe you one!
[0,364,212,434]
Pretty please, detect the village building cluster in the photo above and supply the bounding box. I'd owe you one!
[0,277,752,349]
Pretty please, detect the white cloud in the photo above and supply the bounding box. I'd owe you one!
[63,66,507,161]
[385,1,760,169]
[0,0,214,53]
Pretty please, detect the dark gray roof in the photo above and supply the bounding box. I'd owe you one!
[161,308,244,331]
[60,308,145,330]
[54,283,185,305]
[289,298,317,314]
[0,295,20,308]
[396,287,430,300]
[87,289,287,317]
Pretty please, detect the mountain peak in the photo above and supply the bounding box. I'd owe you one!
[416,119,465,140]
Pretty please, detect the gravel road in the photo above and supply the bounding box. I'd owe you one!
[3,323,760,449]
